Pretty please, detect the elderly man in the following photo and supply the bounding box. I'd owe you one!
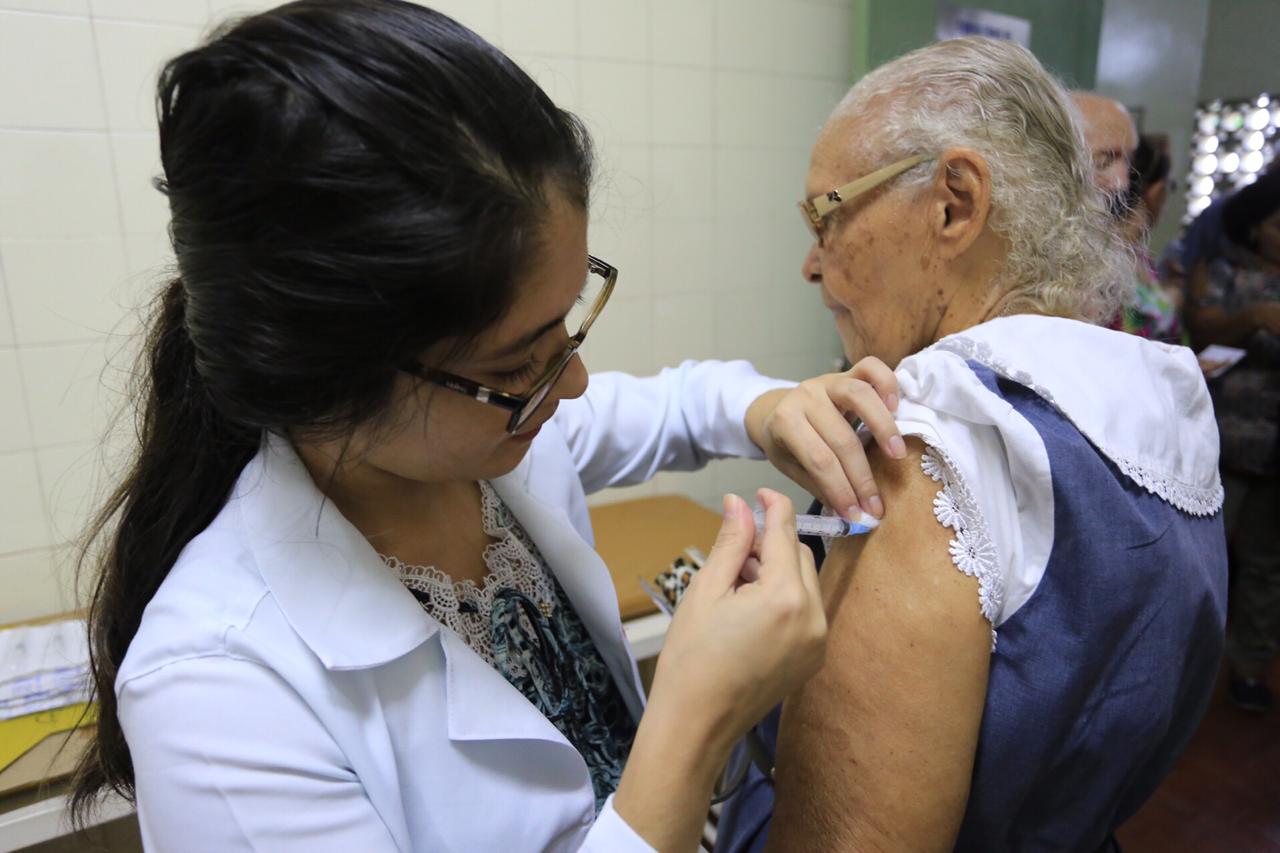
[718,38,1227,853]
[1072,91,1139,212]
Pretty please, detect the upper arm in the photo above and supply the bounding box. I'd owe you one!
[121,657,399,852]
[766,438,991,852]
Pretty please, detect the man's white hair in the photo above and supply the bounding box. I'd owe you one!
[833,37,1133,322]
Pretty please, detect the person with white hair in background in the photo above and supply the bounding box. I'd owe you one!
[717,38,1227,853]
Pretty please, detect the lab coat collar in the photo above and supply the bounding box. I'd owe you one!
[234,433,440,671]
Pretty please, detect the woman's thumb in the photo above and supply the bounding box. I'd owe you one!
[697,494,758,592]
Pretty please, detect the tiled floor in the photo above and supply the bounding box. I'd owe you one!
[1117,657,1280,852]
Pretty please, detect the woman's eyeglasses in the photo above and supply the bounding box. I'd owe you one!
[403,255,617,434]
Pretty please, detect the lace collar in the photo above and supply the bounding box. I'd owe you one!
[382,481,558,670]
[925,315,1223,516]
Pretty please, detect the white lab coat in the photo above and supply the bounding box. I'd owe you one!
[116,360,791,852]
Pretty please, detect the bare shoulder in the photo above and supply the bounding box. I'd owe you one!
[819,436,988,640]
[767,437,992,852]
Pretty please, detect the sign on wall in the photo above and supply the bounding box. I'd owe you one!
[936,5,1032,47]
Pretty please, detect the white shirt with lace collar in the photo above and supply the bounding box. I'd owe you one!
[887,315,1223,642]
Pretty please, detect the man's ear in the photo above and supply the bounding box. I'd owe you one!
[929,148,993,258]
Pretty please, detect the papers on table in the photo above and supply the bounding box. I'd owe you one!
[1197,344,1247,379]
[0,619,90,721]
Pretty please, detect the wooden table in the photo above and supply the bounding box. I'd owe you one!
[588,494,723,621]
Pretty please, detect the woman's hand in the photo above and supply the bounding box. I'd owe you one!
[613,490,825,851]
[745,357,905,519]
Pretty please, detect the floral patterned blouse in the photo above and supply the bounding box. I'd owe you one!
[382,482,637,811]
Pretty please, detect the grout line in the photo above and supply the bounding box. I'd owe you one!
[0,7,202,29]
[86,3,139,277]
[0,544,57,561]
[0,127,156,137]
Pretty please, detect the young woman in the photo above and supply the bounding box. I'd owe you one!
[70,2,903,850]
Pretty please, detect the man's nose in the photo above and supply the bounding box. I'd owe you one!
[802,242,822,284]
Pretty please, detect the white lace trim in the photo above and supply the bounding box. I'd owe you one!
[381,481,557,674]
[929,334,1224,517]
[920,443,1001,650]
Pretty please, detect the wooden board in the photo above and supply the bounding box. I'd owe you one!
[588,495,723,621]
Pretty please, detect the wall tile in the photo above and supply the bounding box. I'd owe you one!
[772,1,853,80]
[36,442,99,545]
[714,70,788,148]
[712,215,783,294]
[651,0,711,67]
[590,213,653,300]
[713,0,777,73]
[592,143,653,227]
[416,0,499,42]
[511,53,580,113]
[499,0,575,56]
[0,352,32,452]
[653,292,716,366]
[0,452,52,553]
[90,0,207,25]
[205,0,280,20]
[711,455,807,508]
[3,238,130,344]
[651,67,713,145]
[0,548,71,624]
[0,12,106,129]
[0,269,13,347]
[648,468,718,511]
[651,146,713,220]
[94,20,200,131]
[579,60,651,147]
[0,131,119,238]
[714,147,795,224]
[651,219,713,296]
[109,132,166,237]
[124,229,175,282]
[0,1,88,12]
[578,294,653,375]
[18,338,116,447]
[579,0,649,63]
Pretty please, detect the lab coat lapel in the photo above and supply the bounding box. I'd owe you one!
[491,466,646,721]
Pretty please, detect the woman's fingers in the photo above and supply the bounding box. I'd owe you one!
[695,493,759,593]
[825,376,906,462]
[774,416,861,520]
[794,536,821,604]
[754,489,801,580]
[848,356,901,413]
[804,398,883,518]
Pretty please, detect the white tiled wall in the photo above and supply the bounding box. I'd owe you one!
[0,0,852,622]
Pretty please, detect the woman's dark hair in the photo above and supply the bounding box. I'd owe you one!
[1223,170,1280,251]
[71,0,593,823]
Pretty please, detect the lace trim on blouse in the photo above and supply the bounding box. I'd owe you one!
[930,335,1224,517]
[920,442,1001,650]
[382,481,558,675]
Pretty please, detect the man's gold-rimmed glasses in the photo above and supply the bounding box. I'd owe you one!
[798,153,934,244]
[404,255,617,434]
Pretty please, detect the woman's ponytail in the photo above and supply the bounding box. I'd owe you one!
[71,279,258,820]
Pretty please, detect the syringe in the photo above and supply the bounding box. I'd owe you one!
[752,508,879,538]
